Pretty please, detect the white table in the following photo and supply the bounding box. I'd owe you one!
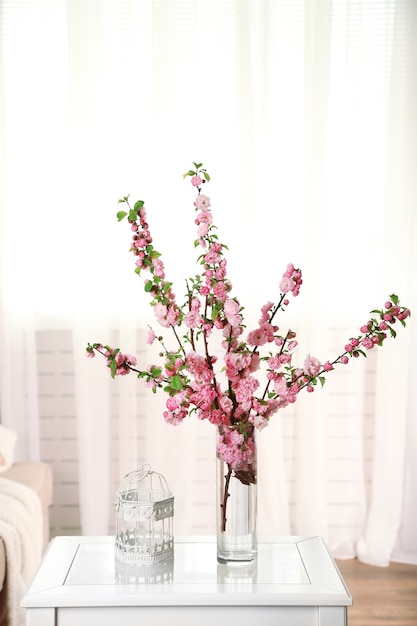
[22,535,352,626]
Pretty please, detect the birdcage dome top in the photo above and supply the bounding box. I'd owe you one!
[117,464,172,504]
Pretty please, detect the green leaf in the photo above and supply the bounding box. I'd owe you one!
[211,305,220,322]
[116,210,128,221]
[150,250,161,259]
[144,281,153,292]
[170,375,183,390]
[318,376,326,388]
[128,209,137,221]
[146,244,153,254]
[134,267,141,275]
[203,171,211,182]
[193,162,203,169]
[389,294,399,305]
[133,200,145,210]
[388,325,397,338]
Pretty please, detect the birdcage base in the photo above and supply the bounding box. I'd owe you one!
[115,539,174,566]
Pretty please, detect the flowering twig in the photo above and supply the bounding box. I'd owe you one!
[86,162,411,532]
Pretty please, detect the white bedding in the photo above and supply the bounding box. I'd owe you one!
[0,477,43,626]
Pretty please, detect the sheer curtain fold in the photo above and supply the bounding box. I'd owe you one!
[0,310,41,461]
[0,0,416,564]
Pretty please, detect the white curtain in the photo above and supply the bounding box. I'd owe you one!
[0,0,416,565]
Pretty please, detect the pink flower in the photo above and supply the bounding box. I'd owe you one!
[362,337,374,349]
[186,351,214,383]
[399,308,410,320]
[218,394,233,417]
[124,353,137,366]
[224,299,238,316]
[166,396,180,411]
[189,297,200,311]
[184,310,202,328]
[216,428,255,470]
[166,306,181,326]
[235,376,259,408]
[274,376,288,396]
[260,301,274,324]
[303,355,321,377]
[191,175,203,187]
[280,264,303,296]
[204,244,222,265]
[280,276,295,294]
[215,261,227,280]
[191,383,217,411]
[195,209,212,225]
[163,409,186,425]
[151,258,165,278]
[247,327,268,346]
[198,223,209,237]
[206,409,224,425]
[213,281,227,301]
[268,355,280,369]
[224,298,242,327]
[251,413,269,430]
[146,329,156,345]
[194,194,211,210]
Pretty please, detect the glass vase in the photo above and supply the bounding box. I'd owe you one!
[216,434,257,565]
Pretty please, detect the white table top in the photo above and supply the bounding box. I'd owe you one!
[22,535,352,608]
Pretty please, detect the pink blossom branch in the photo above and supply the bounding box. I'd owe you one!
[87,163,411,531]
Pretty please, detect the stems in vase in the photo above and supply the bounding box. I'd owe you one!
[221,465,233,532]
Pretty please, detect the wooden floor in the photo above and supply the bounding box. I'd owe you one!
[336,559,417,626]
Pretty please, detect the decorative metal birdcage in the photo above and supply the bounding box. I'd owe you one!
[114,464,174,565]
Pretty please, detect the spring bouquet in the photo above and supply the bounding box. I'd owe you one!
[87,162,410,545]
